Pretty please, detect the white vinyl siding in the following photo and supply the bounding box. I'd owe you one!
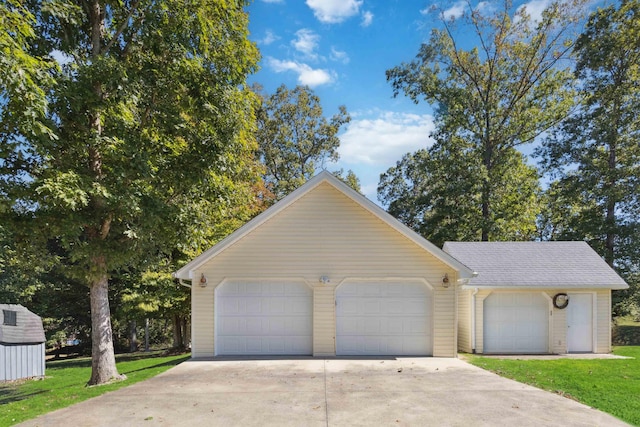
[596,290,610,353]
[457,289,471,353]
[192,182,457,358]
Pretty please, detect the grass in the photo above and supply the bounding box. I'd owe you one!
[0,351,189,426]
[467,346,640,426]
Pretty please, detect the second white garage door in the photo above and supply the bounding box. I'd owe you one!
[336,281,432,356]
[483,292,549,354]
[214,280,312,356]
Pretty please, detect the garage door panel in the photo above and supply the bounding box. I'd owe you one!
[215,281,312,356]
[336,281,432,356]
[484,292,549,354]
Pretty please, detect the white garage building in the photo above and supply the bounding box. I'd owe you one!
[174,172,475,358]
[443,242,628,354]
[175,172,627,358]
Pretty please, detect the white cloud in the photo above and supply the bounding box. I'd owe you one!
[306,0,363,23]
[258,30,280,46]
[475,1,493,13]
[516,0,551,23]
[440,1,467,20]
[266,57,335,87]
[330,47,350,64]
[338,111,435,165]
[361,11,374,27]
[292,29,320,58]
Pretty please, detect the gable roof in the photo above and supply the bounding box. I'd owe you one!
[0,304,45,344]
[442,241,628,290]
[175,171,475,280]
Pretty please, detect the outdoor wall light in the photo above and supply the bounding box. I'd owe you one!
[199,273,208,288]
[442,273,450,288]
[320,276,331,284]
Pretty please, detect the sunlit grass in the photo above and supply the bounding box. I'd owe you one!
[467,347,640,426]
[0,351,189,426]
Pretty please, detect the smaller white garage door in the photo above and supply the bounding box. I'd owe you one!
[484,292,549,354]
[336,281,432,356]
[215,281,312,356]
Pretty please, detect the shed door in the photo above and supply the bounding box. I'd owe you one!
[484,292,549,354]
[215,281,312,356]
[336,281,432,356]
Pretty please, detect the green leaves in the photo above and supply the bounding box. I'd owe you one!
[538,0,640,315]
[385,0,583,241]
[256,84,351,202]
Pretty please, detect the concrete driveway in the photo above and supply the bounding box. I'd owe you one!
[19,357,628,427]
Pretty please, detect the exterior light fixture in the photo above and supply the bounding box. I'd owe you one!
[320,276,331,284]
[199,273,208,288]
[442,273,450,289]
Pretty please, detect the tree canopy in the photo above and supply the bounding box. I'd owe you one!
[385,0,585,241]
[538,0,640,315]
[255,84,351,202]
[1,0,260,385]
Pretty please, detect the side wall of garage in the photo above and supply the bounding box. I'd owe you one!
[464,289,611,354]
[190,182,458,358]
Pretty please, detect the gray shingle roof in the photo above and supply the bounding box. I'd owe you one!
[442,241,628,289]
[0,304,46,344]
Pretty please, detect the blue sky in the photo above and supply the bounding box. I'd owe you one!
[246,0,572,201]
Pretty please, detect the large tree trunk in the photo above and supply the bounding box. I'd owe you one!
[88,270,124,385]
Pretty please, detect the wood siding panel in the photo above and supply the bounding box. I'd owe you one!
[0,343,45,381]
[193,183,456,357]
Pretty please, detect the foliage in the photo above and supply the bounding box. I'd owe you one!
[0,352,189,426]
[385,0,585,241]
[467,347,640,426]
[537,0,640,314]
[378,144,540,247]
[255,84,351,202]
[1,0,260,385]
[613,317,640,346]
[332,168,362,193]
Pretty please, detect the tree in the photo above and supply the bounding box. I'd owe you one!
[378,142,540,247]
[538,0,640,314]
[386,0,585,241]
[0,0,56,208]
[256,84,351,202]
[2,0,260,385]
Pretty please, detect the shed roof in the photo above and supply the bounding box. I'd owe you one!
[0,304,46,344]
[174,171,476,281]
[442,241,628,290]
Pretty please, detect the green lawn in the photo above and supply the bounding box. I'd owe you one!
[467,346,640,426]
[0,351,189,427]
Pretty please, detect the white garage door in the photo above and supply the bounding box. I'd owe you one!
[336,281,432,356]
[484,292,549,354]
[215,281,312,356]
